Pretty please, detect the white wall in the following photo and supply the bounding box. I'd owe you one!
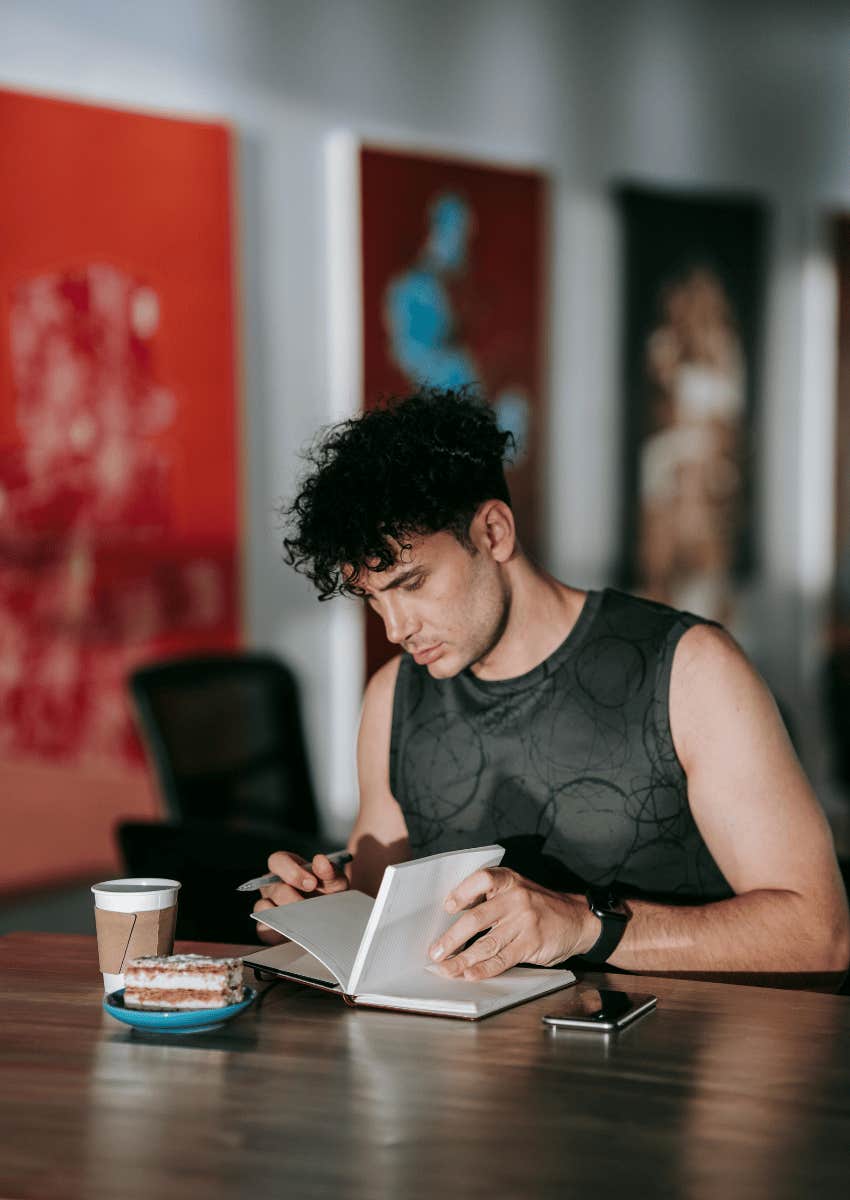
[2,0,850,828]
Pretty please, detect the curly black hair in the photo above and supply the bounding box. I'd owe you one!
[282,389,514,600]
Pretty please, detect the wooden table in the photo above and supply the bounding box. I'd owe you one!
[3,933,850,1200]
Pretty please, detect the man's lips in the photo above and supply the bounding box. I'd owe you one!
[411,643,444,665]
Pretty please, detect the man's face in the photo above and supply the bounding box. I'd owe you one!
[353,530,509,678]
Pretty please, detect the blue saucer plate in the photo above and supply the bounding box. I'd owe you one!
[103,986,257,1034]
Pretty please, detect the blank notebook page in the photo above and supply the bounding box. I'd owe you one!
[252,890,374,988]
[348,845,503,996]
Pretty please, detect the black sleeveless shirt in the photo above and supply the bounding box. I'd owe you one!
[389,588,733,903]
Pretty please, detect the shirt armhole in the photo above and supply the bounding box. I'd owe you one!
[388,654,411,801]
[653,615,719,783]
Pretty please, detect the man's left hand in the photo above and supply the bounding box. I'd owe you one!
[427,868,597,980]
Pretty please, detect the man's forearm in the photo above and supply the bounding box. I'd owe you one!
[577,888,850,990]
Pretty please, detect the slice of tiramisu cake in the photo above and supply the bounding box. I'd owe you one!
[124,954,244,1009]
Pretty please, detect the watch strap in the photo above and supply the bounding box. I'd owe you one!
[583,887,630,964]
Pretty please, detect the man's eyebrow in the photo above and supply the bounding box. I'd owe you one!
[372,566,427,593]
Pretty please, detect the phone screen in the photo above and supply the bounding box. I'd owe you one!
[542,988,657,1031]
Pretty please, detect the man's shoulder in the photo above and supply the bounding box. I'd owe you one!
[594,586,718,639]
[669,621,767,770]
[358,655,404,754]
[671,621,749,689]
[363,654,404,709]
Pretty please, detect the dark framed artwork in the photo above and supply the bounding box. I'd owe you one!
[618,186,767,624]
[360,146,547,675]
[826,216,850,788]
[833,218,850,628]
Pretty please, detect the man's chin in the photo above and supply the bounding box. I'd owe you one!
[424,652,460,679]
[407,643,472,679]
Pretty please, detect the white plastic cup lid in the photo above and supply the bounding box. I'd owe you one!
[91,878,181,913]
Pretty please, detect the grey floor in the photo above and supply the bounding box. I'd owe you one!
[0,884,96,937]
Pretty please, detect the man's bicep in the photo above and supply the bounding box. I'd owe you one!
[350,655,410,893]
[670,625,842,898]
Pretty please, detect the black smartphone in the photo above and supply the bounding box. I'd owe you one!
[542,987,657,1032]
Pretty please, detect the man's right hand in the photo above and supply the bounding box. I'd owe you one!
[252,851,351,945]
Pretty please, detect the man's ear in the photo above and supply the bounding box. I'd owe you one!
[471,501,516,563]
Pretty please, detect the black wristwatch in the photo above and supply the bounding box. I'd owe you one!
[583,887,631,964]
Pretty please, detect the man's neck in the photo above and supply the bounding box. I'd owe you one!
[469,560,587,682]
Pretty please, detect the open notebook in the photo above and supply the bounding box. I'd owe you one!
[243,845,575,1020]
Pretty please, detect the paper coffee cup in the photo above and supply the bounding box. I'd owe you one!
[91,878,181,993]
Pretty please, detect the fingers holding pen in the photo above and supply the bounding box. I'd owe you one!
[267,850,317,892]
[262,849,350,898]
[252,849,351,944]
[311,853,350,893]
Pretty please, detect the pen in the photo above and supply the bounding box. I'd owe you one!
[236,850,353,892]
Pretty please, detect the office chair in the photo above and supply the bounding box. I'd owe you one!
[115,819,314,943]
[129,651,322,838]
[120,650,325,941]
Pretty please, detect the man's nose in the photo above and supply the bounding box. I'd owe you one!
[382,596,418,645]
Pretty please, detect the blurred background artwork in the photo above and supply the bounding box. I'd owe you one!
[618,187,766,626]
[827,217,850,791]
[0,88,240,892]
[360,146,546,675]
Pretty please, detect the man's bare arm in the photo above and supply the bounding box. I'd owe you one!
[604,624,850,984]
[253,654,409,939]
[347,653,411,896]
[430,625,850,989]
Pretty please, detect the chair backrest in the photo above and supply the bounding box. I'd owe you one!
[129,652,320,836]
[117,820,321,942]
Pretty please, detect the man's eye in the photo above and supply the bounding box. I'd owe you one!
[405,577,425,592]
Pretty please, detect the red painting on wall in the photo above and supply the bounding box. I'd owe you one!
[360,146,547,675]
[0,89,240,889]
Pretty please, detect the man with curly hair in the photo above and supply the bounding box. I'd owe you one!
[254,390,849,989]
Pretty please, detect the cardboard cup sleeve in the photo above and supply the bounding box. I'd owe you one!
[95,904,178,975]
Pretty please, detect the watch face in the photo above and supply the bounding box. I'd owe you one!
[588,889,629,919]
